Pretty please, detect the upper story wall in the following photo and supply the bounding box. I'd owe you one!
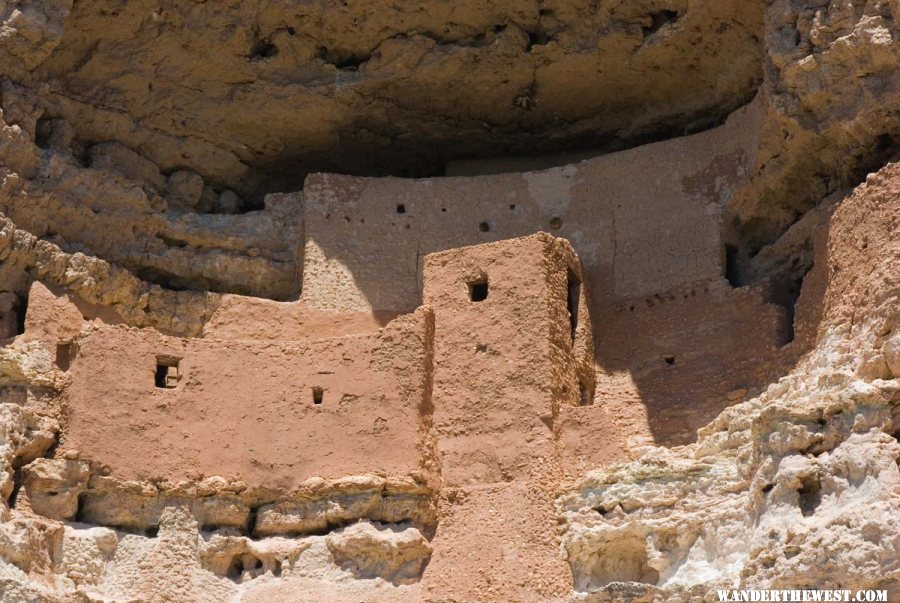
[300,98,763,313]
[26,232,595,494]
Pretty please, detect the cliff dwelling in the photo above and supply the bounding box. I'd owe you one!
[0,0,898,601]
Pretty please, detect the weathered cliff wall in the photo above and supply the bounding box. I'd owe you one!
[0,0,897,600]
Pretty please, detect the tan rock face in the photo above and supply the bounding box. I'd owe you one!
[13,0,763,189]
[560,162,900,599]
[326,521,432,584]
[0,0,897,601]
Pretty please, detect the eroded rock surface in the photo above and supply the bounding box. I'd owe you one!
[561,163,900,600]
[14,0,764,189]
[0,0,897,601]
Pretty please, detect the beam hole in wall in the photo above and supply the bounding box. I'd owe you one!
[479,221,490,233]
[396,203,406,214]
[312,386,324,404]
[155,356,181,389]
[549,216,563,230]
[469,279,489,302]
[662,355,675,366]
[55,343,73,371]
[567,270,581,340]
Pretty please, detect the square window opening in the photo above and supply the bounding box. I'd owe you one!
[155,356,181,389]
[469,279,489,302]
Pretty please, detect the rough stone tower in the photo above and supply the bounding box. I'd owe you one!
[422,232,594,600]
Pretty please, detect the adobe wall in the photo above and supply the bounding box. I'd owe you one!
[423,232,593,485]
[300,97,792,454]
[19,233,597,597]
[421,233,593,600]
[200,294,398,341]
[50,297,435,492]
[300,97,764,314]
[556,279,792,474]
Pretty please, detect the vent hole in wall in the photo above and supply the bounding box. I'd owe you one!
[396,203,406,214]
[469,279,489,302]
[479,221,490,233]
[663,355,675,366]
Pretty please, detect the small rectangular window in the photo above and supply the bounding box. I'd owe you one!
[155,356,181,389]
[312,386,324,404]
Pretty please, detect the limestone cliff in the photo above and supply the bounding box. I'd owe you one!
[0,0,897,601]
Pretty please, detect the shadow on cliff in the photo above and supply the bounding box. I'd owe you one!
[301,210,829,448]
